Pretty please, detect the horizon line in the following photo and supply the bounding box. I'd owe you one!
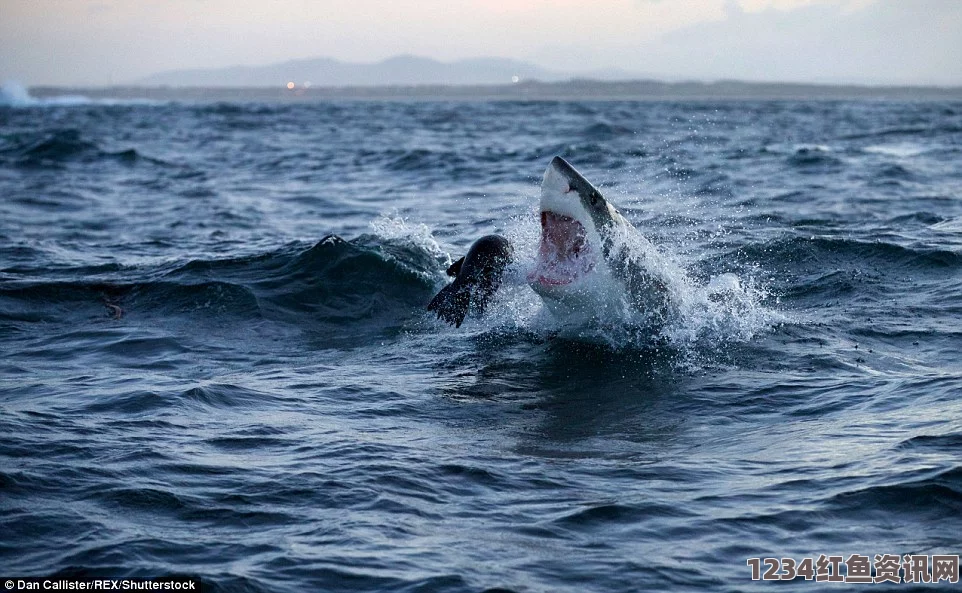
[27,78,962,92]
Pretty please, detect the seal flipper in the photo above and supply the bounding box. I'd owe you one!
[428,235,513,328]
[427,281,471,327]
[446,256,465,277]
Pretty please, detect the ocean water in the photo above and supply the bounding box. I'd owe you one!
[1,89,961,591]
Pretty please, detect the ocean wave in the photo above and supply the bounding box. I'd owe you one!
[896,433,962,453]
[828,466,962,516]
[0,279,259,323]
[581,122,635,140]
[0,234,443,340]
[884,212,945,226]
[723,235,962,274]
[840,126,962,140]
[786,145,844,169]
[0,128,174,168]
[384,148,468,173]
[872,163,920,182]
[196,102,284,117]
[245,234,440,324]
[3,129,99,165]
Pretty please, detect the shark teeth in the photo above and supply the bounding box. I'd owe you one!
[528,211,595,286]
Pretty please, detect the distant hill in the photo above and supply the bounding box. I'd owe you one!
[33,79,962,102]
[137,55,622,87]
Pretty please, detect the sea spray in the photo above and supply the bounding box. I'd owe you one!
[410,201,782,352]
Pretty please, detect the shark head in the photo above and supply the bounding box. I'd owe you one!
[528,156,625,295]
[429,156,674,329]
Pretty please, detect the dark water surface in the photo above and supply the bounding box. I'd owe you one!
[1,95,961,591]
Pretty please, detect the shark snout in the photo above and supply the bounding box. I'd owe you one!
[542,157,574,198]
[546,156,601,200]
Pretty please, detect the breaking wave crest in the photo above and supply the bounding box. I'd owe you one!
[0,81,159,108]
[1,229,446,347]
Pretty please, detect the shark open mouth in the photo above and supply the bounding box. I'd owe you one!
[528,211,595,286]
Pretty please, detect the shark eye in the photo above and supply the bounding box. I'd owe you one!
[590,194,599,206]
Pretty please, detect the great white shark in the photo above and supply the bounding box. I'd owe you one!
[428,156,676,328]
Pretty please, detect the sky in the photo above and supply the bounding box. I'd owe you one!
[1,0,960,86]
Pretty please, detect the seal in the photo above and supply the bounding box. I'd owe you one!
[429,156,675,327]
[427,234,513,327]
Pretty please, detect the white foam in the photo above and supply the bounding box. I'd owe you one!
[864,143,927,158]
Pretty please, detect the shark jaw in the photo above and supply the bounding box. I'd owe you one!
[529,211,595,287]
[527,158,602,292]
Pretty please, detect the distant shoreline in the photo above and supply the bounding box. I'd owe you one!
[29,79,962,102]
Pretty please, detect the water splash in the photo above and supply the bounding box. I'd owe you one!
[0,81,94,107]
[1,81,34,106]
[668,272,785,349]
[368,213,453,278]
[442,206,782,352]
